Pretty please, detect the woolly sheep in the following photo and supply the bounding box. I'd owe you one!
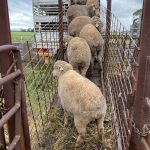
[63,35,73,46]
[53,60,107,147]
[67,37,91,76]
[68,16,103,36]
[67,4,99,24]
[79,23,104,72]
[70,0,87,5]
[86,0,100,16]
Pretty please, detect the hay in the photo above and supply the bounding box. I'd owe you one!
[40,106,112,150]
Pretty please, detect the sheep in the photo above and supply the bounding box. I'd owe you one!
[70,0,87,5]
[68,16,103,36]
[67,37,91,76]
[63,35,73,46]
[66,4,99,24]
[53,60,107,148]
[86,0,100,16]
[79,23,104,73]
[86,0,99,6]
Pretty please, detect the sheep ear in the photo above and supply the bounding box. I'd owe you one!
[65,42,68,46]
[93,7,96,11]
[60,67,64,71]
[96,23,99,27]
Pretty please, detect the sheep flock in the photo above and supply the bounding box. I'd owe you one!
[40,0,112,149]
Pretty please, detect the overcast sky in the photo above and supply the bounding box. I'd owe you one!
[8,0,143,31]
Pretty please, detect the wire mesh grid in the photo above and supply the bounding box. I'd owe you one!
[22,1,69,149]
[100,5,140,150]
[19,1,140,149]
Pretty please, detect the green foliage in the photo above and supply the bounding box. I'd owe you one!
[133,9,142,16]
[11,32,34,42]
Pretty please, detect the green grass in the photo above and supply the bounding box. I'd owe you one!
[11,32,34,42]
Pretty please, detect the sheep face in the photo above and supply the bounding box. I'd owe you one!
[53,60,73,77]
[88,4,99,17]
[63,35,73,46]
[92,16,103,32]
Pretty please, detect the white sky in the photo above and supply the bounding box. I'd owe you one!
[8,0,143,31]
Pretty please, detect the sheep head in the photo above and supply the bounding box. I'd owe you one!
[63,35,73,46]
[91,16,103,32]
[53,60,73,77]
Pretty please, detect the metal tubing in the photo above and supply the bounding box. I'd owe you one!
[141,137,150,150]
[15,80,25,150]
[58,0,64,60]
[0,70,21,86]
[129,0,150,149]
[14,51,31,150]
[103,0,112,79]
[7,136,20,150]
[0,0,11,45]
[0,104,20,128]
[0,45,17,53]
[0,0,15,140]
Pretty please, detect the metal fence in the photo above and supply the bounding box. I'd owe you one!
[21,1,68,149]
[0,0,150,150]
[100,1,150,150]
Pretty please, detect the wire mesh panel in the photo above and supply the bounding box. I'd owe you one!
[22,1,69,149]
[100,5,140,150]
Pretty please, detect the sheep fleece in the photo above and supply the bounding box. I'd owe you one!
[58,70,106,117]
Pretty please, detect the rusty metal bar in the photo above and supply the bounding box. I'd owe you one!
[0,70,21,86]
[0,0,15,143]
[7,135,20,150]
[15,79,25,150]
[58,0,64,60]
[129,0,150,149]
[141,137,150,150]
[103,0,112,79]
[14,51,31,150]
[0,45,17,53]
[0,0,11,45]
[0,104,20,128]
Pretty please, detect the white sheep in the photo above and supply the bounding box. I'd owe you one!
[53,60,107,148]
[67,37,91,76]
[79,23,104,73]
[66,4,99,24]
[86,0,100,16]
[70,0,87,5]
[68,16,103,36]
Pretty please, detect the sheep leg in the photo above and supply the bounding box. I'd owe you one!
[90,56,95,74]
[97,45,104,70]
[74,116,87,148]
[97,115,105,143]
[72,64,80,74]
[80,66,89,76]
[64,110,69,127]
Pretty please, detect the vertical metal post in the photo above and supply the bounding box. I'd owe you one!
[103,0,111,80]
[15,51,31,150]
[58,0,64,60]
[0,0,15,144]
[129,0,150,149]
[0,0,11,45]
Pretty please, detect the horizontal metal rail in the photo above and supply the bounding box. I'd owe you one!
[0,104,20,128]
[7,135,20,150]
[0,45,17,53]
[0,69,21,86]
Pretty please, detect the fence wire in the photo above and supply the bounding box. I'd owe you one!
[100,5,140,150]
[22,1,68,149]
[20,2,140,150]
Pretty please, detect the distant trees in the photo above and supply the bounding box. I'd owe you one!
[130,9,142,34]
[20,28,34,32]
